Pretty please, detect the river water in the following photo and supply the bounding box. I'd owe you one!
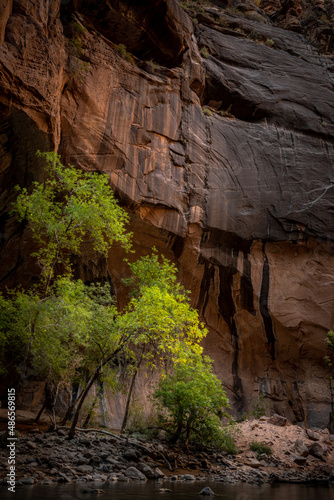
[1,481,334,500]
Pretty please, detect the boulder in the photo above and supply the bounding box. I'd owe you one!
[135,463,156,479]
[268,415,288,427]
[124,467,146,480]
[291,455,307,466]
[21,477,37,484]
[183,474,196,480]
[123,448,140,461]
[294,439,309,457]
[89,456,101,466]
[26,441,37,450]
[246,458,261,468]
[76,465,94,474]
[308,442,327,460]
[306,429,321,441]
[154,468,165,479]
[82,489,105,495]
[199,486,216,495]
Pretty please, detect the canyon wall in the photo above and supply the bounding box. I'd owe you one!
[0,0,334,426]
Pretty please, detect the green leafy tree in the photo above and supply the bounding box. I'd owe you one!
[0,278,121,426]
[153,352,231,449]
[11,151,132,293]
[118,251,207,433]
[8,152,212,438]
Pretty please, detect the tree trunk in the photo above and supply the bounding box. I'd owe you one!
[120,346,147,435]
[170,420,183,443]
[34,385,51,423]
[68,367,101,438]
[68,345,122,439]
[50,383,60,430]
[61,385,85,425]
[120,365,140,435]
[82,395,98,428]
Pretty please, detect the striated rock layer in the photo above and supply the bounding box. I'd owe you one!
[0,0,334,426]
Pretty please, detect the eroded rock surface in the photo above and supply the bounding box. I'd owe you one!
[0,0,334,424]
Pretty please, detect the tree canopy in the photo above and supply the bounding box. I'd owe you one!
[6,151,231,443]
[11,151,132,290]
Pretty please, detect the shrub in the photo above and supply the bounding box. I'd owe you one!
[265,38,274,47]
[70,21,87,35]
[218,16,229,28]
[145,59,158,72]
[202,107,212,117]
[219,104,234,119]
[220,426,239,454]
[249,30,263,42]
[115,44,136,65]
[153,353,231,449]
[251,394,269,418]
[250,441,272,457]
[200,47,209,58]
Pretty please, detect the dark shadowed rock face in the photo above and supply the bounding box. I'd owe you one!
[0,0,334,425]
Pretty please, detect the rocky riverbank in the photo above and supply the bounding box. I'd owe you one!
[0,415,334,489]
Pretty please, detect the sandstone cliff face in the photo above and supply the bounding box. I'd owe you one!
[0,0,334,426]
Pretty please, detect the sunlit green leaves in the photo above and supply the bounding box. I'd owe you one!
[11,151,132,285]
[119,252,207,364]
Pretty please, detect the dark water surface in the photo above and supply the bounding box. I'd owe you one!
[1,481,334,500]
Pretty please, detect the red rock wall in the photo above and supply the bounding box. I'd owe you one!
[0,0,334,426]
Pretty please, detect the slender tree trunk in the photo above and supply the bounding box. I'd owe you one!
[44,249,60,297]
[170,420,183,444]
[68,346,122,439]
[69,367,101,438]
[120,366,139,434]
[50,382,60,430]
[34,385,51,423]
[83,395,98,428]
[61,385,85,425]
[120,347,145,435]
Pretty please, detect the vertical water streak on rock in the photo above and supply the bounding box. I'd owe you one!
[259,251,276,360]
[240,254,256,315]
[197,258,214,318]
[218,266,244,415]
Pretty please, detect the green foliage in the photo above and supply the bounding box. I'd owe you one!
[11,151,131,288]
[115,44,136,65]
[250,440,272,457]
[202,107,212,117]
[145,59,159,73]
[219,16,230,28]
[249,31,262,42]
[326,328,334,351]
[219,104,234,119]
[70,21,87,35]
[200,47,209,58]
[0,278,119,383]
[67,21,90,80]
[220,427,239,454]
[265,38,274,47]
[238,394,269,422]
[120,251,207,363]
[153,353,231,449]
[251,394,269,419]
